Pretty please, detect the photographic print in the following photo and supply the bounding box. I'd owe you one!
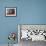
[6,7,16,16]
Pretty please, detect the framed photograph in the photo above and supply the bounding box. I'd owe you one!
[6,7,16,16]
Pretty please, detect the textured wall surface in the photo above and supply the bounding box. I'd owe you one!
[0,0,46,44]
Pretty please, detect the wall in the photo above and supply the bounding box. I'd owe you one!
[0,0,46,44]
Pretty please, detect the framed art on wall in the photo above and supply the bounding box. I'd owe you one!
[18,24,46,42]
[5,7,16,16]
